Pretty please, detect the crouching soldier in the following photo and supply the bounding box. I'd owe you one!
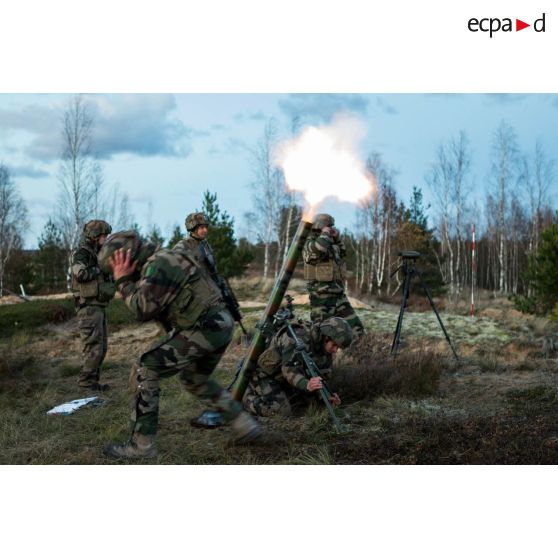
[303,213,365,337]
[98,230,261,459]
[243,317,352,417]
[70,220,115,391]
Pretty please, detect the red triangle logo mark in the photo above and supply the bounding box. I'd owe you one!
[516,19,530,31]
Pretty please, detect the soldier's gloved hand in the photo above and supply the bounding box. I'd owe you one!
[307,377,323,392]
[330,393,341,407]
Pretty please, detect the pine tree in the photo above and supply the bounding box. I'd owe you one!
[408,185,430,230]
[167,225,183,248]
[514,219,558,315]
[201,191,253,278]
[394,189,445,296]
[34,219,67,292]
[146,224,165,247]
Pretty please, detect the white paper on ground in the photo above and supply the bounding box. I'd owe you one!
[46,397,101,415]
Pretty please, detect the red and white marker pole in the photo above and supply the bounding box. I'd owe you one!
[470,224,476,317]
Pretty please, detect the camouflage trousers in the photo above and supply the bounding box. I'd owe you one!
[130,308,242,436]
[309,291,364,336]
[243,371,310,417]
[77,305,108,387]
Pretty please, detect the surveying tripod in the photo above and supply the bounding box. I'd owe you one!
[390,251,459,361]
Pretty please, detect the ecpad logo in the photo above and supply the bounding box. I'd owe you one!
[468,13,546,37]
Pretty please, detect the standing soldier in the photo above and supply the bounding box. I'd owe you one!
[303,213,364,336]
[178,212,210,268]
[178,211,246,335]
[98,230,261,459]
[70,220,115,391]
[243,317,352,417]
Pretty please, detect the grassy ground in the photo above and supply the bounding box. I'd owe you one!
[1,292,558,464]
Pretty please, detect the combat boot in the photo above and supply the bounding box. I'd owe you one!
[230,411,262,443]
[103,433,157,459]
[80,381,110,392]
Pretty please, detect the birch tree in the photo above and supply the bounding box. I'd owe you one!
[56,94,96,258]
[519,141,555,256]
[490,121,518,293]
[0,164,28,296]
[426,131,472,296]
[247,119,286,279]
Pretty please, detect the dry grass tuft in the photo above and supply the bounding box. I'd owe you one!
[332,333,443,401]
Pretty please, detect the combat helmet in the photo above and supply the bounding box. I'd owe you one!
[318,317,353,349]
[98,230,159,275]
[312,213,335,231]
[185,212,209,232]
[83,220,112,241]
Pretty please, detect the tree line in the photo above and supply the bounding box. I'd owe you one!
[0,99,556,313]
[242,118,557,309]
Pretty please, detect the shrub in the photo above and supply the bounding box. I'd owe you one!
[332,333,442,401]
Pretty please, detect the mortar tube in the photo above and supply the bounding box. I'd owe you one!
[231,219,313,401]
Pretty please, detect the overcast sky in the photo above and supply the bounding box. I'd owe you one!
[1,93,557,248]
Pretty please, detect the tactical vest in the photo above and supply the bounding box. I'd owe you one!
[303,242,346,282]
[71,244,116,306]
[257,323,309,375]
[164,245,224,330]
[178,237,208,268]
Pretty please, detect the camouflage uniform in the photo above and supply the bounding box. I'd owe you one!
[243,318,352,417]
[70,220,115,389]
[98,231,260,458]
[176,212,210,269]
[303,213,364,336]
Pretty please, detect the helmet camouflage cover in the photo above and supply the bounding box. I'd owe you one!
[98,230,159,275]
[318,317,353,349]
[312,213,335,230]
[185,212,209,232]
[83,219,112,241]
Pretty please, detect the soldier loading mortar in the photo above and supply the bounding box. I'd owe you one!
[303,213,365,338]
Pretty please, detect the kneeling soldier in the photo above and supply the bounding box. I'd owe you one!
[98,231,261,459]
[243,317,352,417]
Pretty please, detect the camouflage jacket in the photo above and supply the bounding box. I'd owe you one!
[174,236,213,271]
[71,240,115,307]
[256,322,332,391]
[116,245,223,330]
[302,230,346,295]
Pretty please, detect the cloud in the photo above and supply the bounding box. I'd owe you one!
[227,136,251,155]
[9,164,50,179]
[190,128,211,138]
[91,94,192,159]
[278,94,369,123]
[375,97,398,115]
[0,94,193,161]
[233,111,267,123]
[484,94,529,105]
[0,103,59,136]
